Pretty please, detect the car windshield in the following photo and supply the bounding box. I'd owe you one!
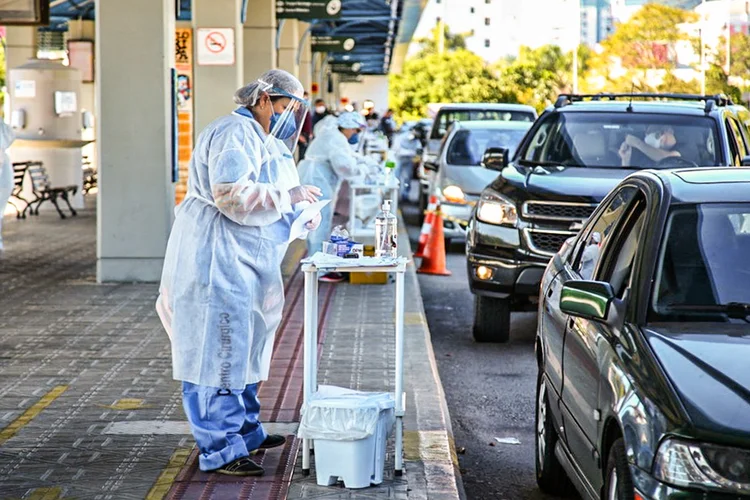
[521,112,722,168]
[447,127,530,166]
[650,203,750,324]
[434,109,535,139]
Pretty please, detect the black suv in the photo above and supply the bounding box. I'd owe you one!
[466,93,750,342]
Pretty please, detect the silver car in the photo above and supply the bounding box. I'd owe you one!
[424,120,533,243]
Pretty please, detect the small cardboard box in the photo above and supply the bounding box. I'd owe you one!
[349,245,388,285]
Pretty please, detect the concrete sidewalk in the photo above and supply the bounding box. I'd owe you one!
[0,199,463,500]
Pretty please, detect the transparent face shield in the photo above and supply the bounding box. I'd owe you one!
[266,87,309,154]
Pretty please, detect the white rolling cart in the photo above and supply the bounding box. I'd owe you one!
[348,182,399,240]
[300,253,408,477]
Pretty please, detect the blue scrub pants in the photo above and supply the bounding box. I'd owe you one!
[182,382,267,471]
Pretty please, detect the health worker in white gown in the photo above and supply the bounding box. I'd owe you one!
[0,121,16,254]
[298,112,379,264]
[156,70,322,477]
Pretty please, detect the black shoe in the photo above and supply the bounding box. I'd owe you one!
[213,456,264,476]
[259,434,287,450]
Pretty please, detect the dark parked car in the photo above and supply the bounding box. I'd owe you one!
[535,167,750,500]
[466,93,750,342]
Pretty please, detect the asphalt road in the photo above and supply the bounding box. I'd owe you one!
[403,202,575,500]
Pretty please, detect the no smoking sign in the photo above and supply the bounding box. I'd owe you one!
[197,28,235,66]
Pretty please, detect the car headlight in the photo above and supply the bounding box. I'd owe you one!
[476,192,517,226]
[442,185,465,203]
[654,438,750,494]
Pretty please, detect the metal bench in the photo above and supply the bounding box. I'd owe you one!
[82,155,97,195]
[23,162,78,219]
[8,161,31,219]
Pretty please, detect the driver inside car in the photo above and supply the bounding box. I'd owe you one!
[618,125,681,166]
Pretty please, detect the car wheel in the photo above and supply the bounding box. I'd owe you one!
[444,238,452,251]
[472,295,510,343]
[535,372,570,494]
[604,438,635,500]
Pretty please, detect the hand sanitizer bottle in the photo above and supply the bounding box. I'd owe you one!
[375,201,398,258]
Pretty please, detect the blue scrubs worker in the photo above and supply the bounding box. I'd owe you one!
[156,70,322,477]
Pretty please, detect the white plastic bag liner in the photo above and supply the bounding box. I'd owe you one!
[298,385,395,441]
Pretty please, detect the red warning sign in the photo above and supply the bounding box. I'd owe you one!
[205,31,226,53]
[197,28,235,66]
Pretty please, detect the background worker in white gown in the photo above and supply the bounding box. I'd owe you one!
[0,121,16,255]
[298,112,379,282]
[156,69,323,477]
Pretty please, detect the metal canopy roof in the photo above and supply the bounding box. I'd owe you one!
[41,0,424,76]
[311,0,403,75]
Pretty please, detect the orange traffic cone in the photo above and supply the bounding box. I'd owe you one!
[414,195,439,258]
[417,208,452,276]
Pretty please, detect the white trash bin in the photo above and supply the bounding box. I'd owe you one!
[298,385,395,489]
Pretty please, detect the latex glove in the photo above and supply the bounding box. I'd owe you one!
[289,185,322,204]
[305,212,322,230]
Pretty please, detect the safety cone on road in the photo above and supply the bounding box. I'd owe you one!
[417,208,452,276]
[414,195,439,258]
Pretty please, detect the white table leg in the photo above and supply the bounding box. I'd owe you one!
[310,274,319,456]
[302,269,316,475]
[394,271,405,475]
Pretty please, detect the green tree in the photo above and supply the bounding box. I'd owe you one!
[414,25,469,57]
[589,3,698,91]
[603,3,697,69]
[389,49,516,121]
[496,44,592,111]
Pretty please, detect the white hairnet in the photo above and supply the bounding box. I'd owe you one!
[234,69,304,107]
[337,112,366,130]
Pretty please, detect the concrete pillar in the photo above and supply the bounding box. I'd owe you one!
[5,26,36,71]
[244,0,276,84]
[278,19,299,77]
[66,20,97,171]
[192,0,244,136]
[96,0,176,282]
[298,22,313,91]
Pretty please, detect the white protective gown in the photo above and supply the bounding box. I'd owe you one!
[297,126,375,253]
[0,123,16,250]
[157,107,307,390]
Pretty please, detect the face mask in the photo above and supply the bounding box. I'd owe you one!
[315,106,326,114]
[644,133,661,149]
[348,132,360,145]
[270,112,297,140]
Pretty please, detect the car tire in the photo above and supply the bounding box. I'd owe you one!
[472,295,510,343]
[535,372,571,494]
[604,438,635,500]
[444,238,452,251]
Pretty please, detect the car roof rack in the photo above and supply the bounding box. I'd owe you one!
[553,93,733,113]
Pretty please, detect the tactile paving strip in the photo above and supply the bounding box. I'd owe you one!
[0,202,336,499]
[163,269,337,499]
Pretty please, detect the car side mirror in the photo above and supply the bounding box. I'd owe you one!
[482,147,509,171]
[741,155,750,167]
[559,280,615,322]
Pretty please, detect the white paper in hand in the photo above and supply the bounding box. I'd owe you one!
[289,200,331,243]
